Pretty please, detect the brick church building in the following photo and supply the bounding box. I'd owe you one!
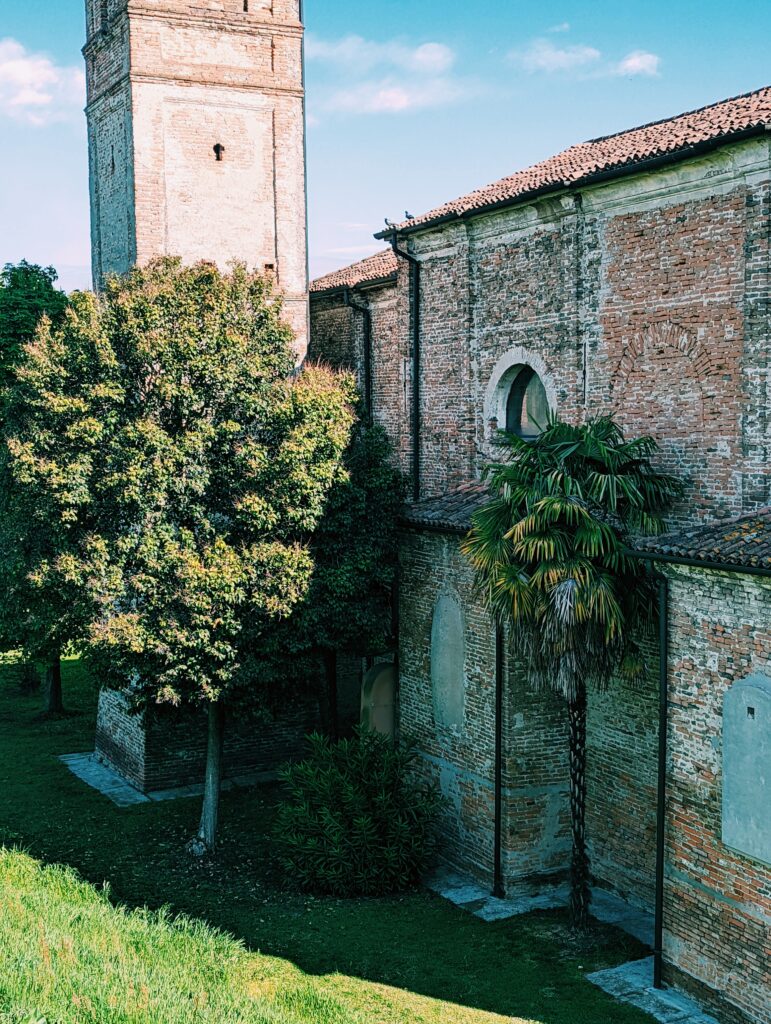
[310,92,771,1024]
[81,3,770,1022]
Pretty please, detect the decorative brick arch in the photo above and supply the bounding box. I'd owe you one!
[607,321,737,520]
[610,322,720,408]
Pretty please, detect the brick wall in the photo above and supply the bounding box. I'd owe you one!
[312,139,770,520]
[399,527,571,886]
[95,688,320,792]
[85,0,308,355]
[661,565,771,1024]
[309,282,409,477]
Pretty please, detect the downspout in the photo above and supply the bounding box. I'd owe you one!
[642,554,771,989]
[388,233,421,502]
[342,288,373,423]
[653,574,669,990]
[493,624,505,898]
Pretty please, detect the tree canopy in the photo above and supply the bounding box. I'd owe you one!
[1,258,357,847]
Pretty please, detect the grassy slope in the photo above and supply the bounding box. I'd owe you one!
[0,659,655,1024]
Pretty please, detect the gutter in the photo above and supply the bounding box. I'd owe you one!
[342,288,373,423]
[631,549,771,989]
[653,575,669,989]
[493,624,505,898]
[375,125,770,241]
[387,233,422,503]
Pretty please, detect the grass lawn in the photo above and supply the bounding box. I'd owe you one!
[0,658,655,1024]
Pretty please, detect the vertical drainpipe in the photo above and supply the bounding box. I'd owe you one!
[493,624,505,898]
[342,288,373,423]
[654,574,670,989]
[388,233,421,502]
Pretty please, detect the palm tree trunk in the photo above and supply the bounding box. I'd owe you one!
[190,702,224,856]
[45,655,63,714]
[567,684,590,930]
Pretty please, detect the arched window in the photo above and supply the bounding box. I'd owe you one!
[505,366,549,439]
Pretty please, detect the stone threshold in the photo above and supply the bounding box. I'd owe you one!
[427,866,654,944]
[59,752,276,807]
[587,958,720,1024]
[428,868,719,1024]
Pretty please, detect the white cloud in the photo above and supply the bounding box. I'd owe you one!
[613,50,661,77]
[307,33,476,117]
[325,76,473,115]
[513,38,601,73]
[0,38,85,126]
[306,35,455,76]
[548,22,571,33]
[509,37,662,80]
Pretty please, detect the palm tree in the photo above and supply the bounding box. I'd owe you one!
[462,416,681,930]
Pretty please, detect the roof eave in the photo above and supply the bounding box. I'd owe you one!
[630,548,771,578]
[377,123,771,241]
[309,273,398,301]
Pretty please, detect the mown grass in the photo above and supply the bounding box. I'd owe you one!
[0,848,356,1024]
[0,658,656,1024]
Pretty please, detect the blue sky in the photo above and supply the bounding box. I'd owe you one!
[1,0,770,291]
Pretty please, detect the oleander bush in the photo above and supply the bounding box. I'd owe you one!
[272,729,441,897]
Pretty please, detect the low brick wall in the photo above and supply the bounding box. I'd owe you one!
[95,689,321,793]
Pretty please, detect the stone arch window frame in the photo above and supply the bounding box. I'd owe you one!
[429,589,467,732]
[482,347,557,447]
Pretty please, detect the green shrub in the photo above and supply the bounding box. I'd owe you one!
[272,729,441,897]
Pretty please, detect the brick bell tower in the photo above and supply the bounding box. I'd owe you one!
[83,0,309,357]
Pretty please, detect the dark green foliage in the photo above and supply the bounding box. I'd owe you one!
[273,729,441,897]
[251,423,406,715]
[0,261,68,386]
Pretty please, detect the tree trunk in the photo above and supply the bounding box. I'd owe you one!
[567,684,590,930]
[323,649,339,741]
[190,702,225,857]
[45,656,63,714]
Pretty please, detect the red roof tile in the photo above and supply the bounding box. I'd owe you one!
[635,510,771,570]
[378,86,771,235]
[310,249,398,295]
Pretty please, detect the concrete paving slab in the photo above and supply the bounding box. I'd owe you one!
[588,957,720,1024]
[59,753,150,807]
[60,752,278,807]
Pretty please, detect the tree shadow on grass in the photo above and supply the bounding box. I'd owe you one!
[0,661,653,1024]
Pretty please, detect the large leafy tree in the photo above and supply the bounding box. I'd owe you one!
[255,422,406,737]
[461,417,680,930]
[2,258,356,851]
[0,262,68,386]
[0,261,69,704]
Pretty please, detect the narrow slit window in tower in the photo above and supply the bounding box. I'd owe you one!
[213,143,225,162]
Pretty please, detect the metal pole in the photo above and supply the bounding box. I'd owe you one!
[653,575,669,989]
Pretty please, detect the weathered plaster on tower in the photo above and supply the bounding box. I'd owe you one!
[84,0,309,356]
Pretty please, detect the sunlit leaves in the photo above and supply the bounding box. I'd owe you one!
[1,258,357,714]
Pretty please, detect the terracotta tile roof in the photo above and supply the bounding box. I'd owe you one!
[635,510,771,571]
[401,482,490,533]
[310,249,398,295]
[378,86,771,236]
